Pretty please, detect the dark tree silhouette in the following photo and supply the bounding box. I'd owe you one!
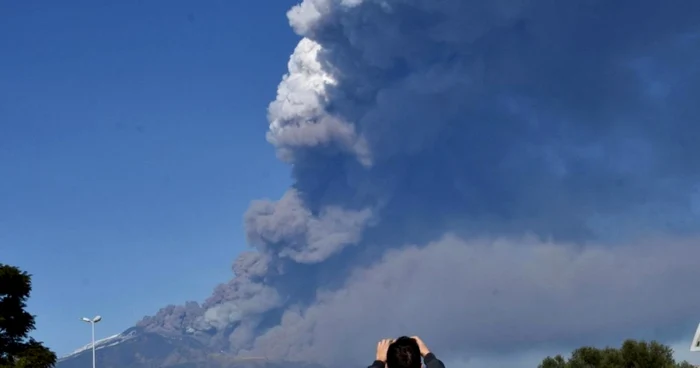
[0,264,56,368]
[538,339,695,368]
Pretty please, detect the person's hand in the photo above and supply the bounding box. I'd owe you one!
[411,336,430,356]
[376,338,393,362]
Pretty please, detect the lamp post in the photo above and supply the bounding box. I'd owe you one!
[81,315,102,368]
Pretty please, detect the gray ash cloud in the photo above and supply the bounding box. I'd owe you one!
[138,0,700,365]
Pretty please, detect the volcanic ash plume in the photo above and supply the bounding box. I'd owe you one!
[140,0,700,364]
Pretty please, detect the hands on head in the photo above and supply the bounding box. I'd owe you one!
[375,338,394,362]
[410,336,430,357]
[375,336,431,363]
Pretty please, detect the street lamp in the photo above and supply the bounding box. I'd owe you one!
[81,315,102,368]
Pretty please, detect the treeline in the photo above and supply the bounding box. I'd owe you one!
[538,337,694,367]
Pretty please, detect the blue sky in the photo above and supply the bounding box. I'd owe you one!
[3,1,700,366]
[1,0,299,356]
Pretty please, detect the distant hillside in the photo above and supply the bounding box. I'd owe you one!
[56,327,322,368]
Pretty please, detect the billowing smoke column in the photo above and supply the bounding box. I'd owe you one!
[139,0,700,365]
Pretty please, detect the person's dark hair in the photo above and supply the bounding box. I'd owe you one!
[386,336,421,368]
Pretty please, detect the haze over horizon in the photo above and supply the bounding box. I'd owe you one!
[4,0,700,367]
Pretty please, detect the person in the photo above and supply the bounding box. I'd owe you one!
[368,336,445,368]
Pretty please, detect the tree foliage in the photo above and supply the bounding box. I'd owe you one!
[538,339,695,368]
[0,264,56,368]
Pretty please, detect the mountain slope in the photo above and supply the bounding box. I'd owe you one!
[56,327,321,368]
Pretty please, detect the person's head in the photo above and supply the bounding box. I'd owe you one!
[386,336,421,368]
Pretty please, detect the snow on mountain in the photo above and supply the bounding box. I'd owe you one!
[59,327,139,361]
